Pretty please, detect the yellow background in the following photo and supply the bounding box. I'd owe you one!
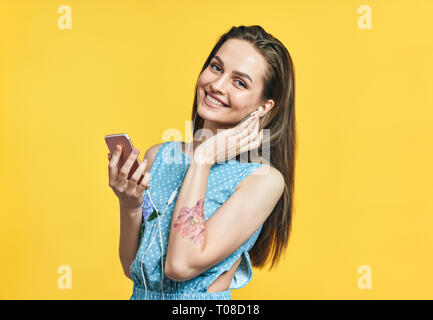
[1,0,432,299]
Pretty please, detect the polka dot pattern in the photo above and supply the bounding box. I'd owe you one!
[129,141,267,299]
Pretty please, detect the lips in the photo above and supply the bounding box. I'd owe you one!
[205,90,229,107]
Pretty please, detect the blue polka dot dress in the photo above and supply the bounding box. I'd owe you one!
[129,141,268,300]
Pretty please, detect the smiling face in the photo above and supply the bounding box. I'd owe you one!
[196,38,272,130]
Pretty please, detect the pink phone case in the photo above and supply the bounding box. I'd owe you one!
[105,133,145,185]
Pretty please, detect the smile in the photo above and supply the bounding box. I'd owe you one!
[204,91,229,108]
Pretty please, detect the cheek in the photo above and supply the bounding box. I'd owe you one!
[228,96,248,111]
[197,77,207,97]
[198,70,213,86]
[233,91,255,106]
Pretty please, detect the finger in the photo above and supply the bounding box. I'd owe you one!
[246,112,260,129]
[254,114,260,132]
[238,138,258,155]
[111,145,122,162]
[232,113,255,135]
[224,118,256,156]
[231,116,254,141]
[130,157,148,184]
[238,125,260,152]
[238,112,257,129]
[235,113,259,140]
[108,145,122,183]
[254,128,264,147]
[136,171,151,195]
[119,148,140,179]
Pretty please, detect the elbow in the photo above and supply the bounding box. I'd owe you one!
[122,261,133,281]
[164,260,194,282]
[124,268,133,281]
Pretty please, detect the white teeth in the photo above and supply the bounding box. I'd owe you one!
[206,93,224,106]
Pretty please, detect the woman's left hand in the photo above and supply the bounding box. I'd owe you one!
[193,111,264,166]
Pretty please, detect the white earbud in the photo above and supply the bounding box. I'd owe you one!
[249,106,264,118]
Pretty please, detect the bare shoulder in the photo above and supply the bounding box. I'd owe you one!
[237,165,285,194]
[144,142,164,170]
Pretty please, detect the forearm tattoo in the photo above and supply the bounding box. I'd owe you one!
[173,198,206,245]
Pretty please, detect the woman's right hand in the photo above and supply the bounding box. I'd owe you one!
[108,144,151,210]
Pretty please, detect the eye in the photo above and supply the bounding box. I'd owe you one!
[210,63,248,89]
[210,63,221,72]
[235,79,247,88]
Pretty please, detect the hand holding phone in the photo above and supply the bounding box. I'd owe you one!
[106,133,151,209]
[105,134,144,181]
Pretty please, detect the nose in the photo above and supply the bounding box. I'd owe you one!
[210,74,229,94]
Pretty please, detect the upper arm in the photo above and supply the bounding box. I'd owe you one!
[178,166,285,280]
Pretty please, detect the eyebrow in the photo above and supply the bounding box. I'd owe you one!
[213,55,253,84]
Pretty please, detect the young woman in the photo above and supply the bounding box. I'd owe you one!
[108,25,296,300]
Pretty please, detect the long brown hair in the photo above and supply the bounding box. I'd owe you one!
[191,25,296,271]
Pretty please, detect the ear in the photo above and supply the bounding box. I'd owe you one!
[260,100,275,117]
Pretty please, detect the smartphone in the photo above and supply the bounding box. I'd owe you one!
[105,133,145,184]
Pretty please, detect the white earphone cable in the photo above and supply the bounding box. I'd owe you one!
[138,110,197,300]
